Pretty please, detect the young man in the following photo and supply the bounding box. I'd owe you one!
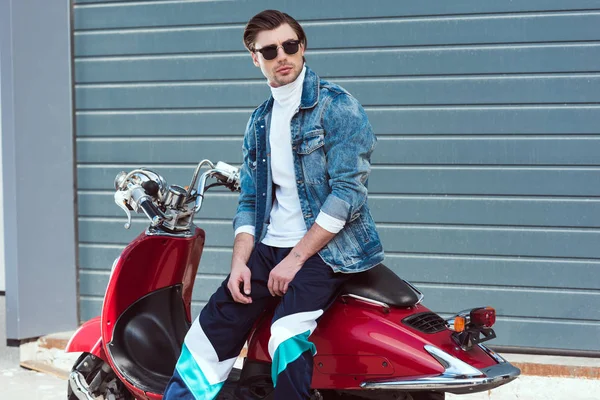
[164,9,384,400]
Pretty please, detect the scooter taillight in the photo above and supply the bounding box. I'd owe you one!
[470,307,496,328]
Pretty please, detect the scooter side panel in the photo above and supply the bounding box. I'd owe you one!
[247,299,444,389]
[247,298,497,389]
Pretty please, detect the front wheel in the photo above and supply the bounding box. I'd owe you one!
[67,352,133,400]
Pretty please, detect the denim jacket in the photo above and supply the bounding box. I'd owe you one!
[233,66,384,273]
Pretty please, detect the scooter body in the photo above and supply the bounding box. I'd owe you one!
[66,161,520,400]
[67,229,204,399]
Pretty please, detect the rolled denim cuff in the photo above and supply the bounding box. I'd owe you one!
[233,211,255,232]
[320,194,351,222]
[315,211,345,234]
[234,225,255,238]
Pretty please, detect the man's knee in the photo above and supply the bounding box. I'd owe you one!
[267,310,322,360]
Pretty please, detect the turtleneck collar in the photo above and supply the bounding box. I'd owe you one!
[270,64,306,106]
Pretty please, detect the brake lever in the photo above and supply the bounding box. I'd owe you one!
[114,191,132,229]
[214,162,241,192]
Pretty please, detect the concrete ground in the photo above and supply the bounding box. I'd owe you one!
[447,375,600,400]
[1,295,66,400]
[2,295,600,399]
[0,367,65,400]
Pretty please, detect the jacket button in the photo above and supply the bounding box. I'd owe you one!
[262,159,266,163]
[305,213,312,218]
[297,179,304,184]
[262,193,266,197]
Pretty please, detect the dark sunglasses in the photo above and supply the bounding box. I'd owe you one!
[254,40,301,61]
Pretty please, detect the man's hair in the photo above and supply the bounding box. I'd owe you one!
[243,10,307,52]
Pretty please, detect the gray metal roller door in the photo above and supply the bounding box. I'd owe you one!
[73,0,600,352]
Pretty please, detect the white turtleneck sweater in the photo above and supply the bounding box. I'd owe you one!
[235,66,345,247]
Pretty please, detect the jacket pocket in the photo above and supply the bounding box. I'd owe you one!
[298,132,325,155]
[297,131,326,185]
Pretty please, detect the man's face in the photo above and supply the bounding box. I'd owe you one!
[251,23,305,88]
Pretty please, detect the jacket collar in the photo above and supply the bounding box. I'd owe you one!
[299,65,319,109]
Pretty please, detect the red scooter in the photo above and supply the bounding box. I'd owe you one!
[65,159,520,400]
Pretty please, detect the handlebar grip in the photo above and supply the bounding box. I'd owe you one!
[213,162,241,192]
[139,198,163,226]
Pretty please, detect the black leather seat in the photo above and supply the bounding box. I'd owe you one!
[341,264,421,307]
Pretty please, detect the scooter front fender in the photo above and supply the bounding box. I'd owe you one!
[65,316,106,360]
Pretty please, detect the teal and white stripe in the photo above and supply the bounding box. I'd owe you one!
[268,310,323,386]
[175,316,237,399]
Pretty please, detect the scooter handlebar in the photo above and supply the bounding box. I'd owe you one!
[114,160,239,230]
[139,197,164,227]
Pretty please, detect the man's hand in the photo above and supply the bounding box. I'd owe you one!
[228,232,254,304]
[228,260,252,304]
[268,251,304,296]
[268,223,337,297]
